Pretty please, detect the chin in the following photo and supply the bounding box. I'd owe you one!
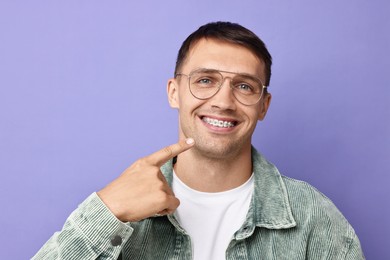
[194,139,246,160]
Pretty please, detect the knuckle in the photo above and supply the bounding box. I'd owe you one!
[155,181,165,190]
[129,161,145,173]
[178,142,185,150]
[162,146,173,157]
[151,166,161,176]
[157,192,169,202]
[138,157,149,165]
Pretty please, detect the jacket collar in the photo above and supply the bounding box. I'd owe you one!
[248,147,296,227]
[160,146,296,238]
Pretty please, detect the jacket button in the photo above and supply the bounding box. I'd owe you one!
[111,235,122,246]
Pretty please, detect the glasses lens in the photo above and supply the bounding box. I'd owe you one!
[189,69,222,99]
[187,69,265,105]
[231,75,264,105]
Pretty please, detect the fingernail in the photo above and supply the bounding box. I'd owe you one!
[186,138,194,145]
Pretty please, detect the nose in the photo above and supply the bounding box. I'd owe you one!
[209,78,236,110]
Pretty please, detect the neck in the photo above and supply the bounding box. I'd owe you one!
[174,145,253,192]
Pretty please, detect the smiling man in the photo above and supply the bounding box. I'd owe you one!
[34,22,364,260]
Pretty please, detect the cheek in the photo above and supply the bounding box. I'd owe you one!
[177,89,194,108]
[244,107,261,122]
[178,93,205,113]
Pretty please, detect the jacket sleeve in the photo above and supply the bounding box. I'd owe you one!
[32,193,133,260]
[344,232,365,260]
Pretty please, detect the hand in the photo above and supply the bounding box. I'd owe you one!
[97,138,195,222]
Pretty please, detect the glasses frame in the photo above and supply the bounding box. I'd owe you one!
[175,68,267,106]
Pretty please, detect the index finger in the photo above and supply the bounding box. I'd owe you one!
[146,138,195,166]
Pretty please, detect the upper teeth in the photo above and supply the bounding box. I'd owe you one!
[203,117,235,128]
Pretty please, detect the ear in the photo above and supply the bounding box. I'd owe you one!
[167,78,180,109]
[258,93,272,121]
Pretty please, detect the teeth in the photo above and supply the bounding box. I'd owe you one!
[203,117,235,128]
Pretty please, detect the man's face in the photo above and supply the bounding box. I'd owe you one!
[167,38,271,159]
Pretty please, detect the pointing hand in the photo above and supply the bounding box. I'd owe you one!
[97,138,194,222]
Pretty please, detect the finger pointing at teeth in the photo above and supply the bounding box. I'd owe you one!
[97,138,195,222]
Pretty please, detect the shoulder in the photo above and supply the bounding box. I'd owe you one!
[281,175,356,236]
[281,176,364,257]
[282,176,345,220]
[252,147,351,228]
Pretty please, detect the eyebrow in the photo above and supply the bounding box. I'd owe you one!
[195,68,263,82]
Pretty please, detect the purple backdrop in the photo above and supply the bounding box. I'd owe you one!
[0,1,389,259]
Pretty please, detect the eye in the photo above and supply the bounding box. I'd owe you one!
[198,78,212,84]
[191,73,219,88]
[235,83,255,94]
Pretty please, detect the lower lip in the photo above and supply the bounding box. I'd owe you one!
[199,117,237,133]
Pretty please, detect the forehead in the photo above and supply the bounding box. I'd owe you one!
[182,38,265,80]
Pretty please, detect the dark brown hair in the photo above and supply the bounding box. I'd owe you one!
[174,21,272,86]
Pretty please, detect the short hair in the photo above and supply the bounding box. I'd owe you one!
[174,21,272,86]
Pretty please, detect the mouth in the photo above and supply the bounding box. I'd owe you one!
[201,116,238,128]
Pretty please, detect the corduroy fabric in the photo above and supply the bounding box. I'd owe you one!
[33,147,364,259]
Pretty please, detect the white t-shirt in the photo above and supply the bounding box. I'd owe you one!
[172,171,254,260]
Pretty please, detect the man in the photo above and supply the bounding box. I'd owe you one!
[33,22,364,259]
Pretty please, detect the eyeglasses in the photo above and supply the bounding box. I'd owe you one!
[175,68,267,106]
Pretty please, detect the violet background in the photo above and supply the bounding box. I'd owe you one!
[0,1,389,259]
